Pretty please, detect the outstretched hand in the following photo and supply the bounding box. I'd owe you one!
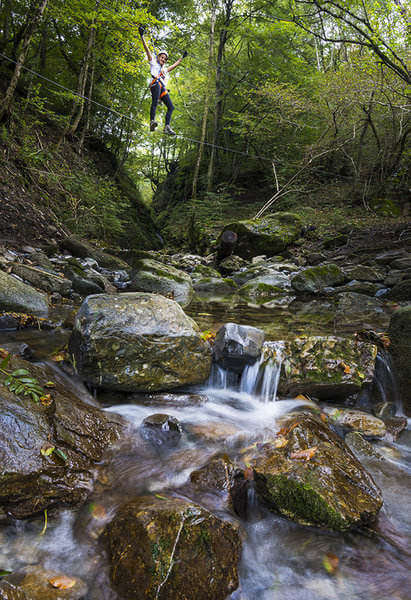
[138,25,145,37]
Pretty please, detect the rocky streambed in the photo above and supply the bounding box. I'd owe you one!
[0,227,410,599]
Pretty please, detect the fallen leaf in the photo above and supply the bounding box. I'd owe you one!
[295,394,310,401]
[51,352,67,362]
[320,413,328,423]
[380,334,390,348]
[340,361,351,374]
[323,552,339,574]
[274,436,288,448]
[0,348,9,359]
[48,575,77,590]
[278,422,299,437]
[41,444,55,457]
[44,381,56,388]
[290,446,318,461]
[89,503,107,520]
[40,394,53,407]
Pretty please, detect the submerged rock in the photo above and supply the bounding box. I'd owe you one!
[104,495,241,600]
[129,258,193,307]
[69,293,212,392]
[140,413,182,449]
[219,213,302,259]
[246,413,383,530]
[0,356,123,518]
[1,567,87,600]
[0,270,49,316]
[213,323,265,373]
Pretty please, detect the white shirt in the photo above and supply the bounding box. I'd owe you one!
[149,57,169,85]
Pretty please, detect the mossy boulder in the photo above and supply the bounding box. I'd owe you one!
[193,277,237,296]
[238,272,291,299]
[332,280,385,296]
[0,270,49,316]
[388,306,411,415]
[291,264,346,294]
[129,258,193,307]
[69,293,212,392]
[60,235,130,270]
[278,336,377,400]
[0,356,122,518]
[247,413,383,530]
[191,264,221,280]
[342,265,385,282]
[219,212,303,259]
[104,495,241,600]
[386,279,411,301]
[10,263,72,296]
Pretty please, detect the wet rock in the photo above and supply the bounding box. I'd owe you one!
[291,264,346,294]
[60,235,129,270]
[69,293,212,392]
[10,264,72,297]
[0,356,123,518]
[386,278,411,301]
[66,272,103,296]
[342,265,385,282]
[373,402,396,419]
[219,212,303,259]
[2,567,87,600]
[190,454,235,493]
[140,414,182,449]
[388,306,411,415]
[331,280,385,296]
[213,323,265,373]
[278,335,377,400]
[29,251,55,271]
[322,407,386,438]
[247,413,383,530]
[335,292,385,325]
[0,271,48,317]
[193,277,237,296]
[0,581,28,600]
[345,431,382,459]
[186,422,241,443]
[383,416,407,440]
[218,255,247,275]
[375,250,407,265]
[104,495,241,600]
[129,258,193,307]
[238,271,291,299]
[190,264,221,280]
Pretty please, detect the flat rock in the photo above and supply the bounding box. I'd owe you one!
[0,270,49,317]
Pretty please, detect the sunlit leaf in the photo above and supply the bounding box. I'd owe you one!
[44,381,56,388]
[48,575,77,589]
[41,444,55,457]
[40,394,53,407]
[290,446,318,461]
[323,552,339,574]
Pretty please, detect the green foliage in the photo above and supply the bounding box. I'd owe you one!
[0,354,44,402]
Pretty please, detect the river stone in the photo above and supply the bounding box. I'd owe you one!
[342,265,385,282]
[0,356,123,518]
[384,416,407,440]
[246,413,383,530]
[69,293,212,392]
[11,263,72,296]
[335,292,385,324]
[140,414,182,448]
[65,270,104,296]
[375,250,406,265]
[391,256,411,270]
[0,270,49,317]
[193,277,237,296]
[291,264,346,293]
[386,278,411,301]
[129,258,193,307]
[388,306,411,415]
[322,407,386,438]
[219,212,303,259]
[218,255,248,275]
[0,581,28,600]
[278,336,377,400]
[104,495,241,600]
[60,235,129,270]
[2,567,87,600]
[190,264,221,279]
[190,455,235,493]
[331,280,385,296]
[213,323,265,373]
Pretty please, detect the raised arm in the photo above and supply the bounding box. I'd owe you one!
[167,51,188,73]
[139,26,152,62]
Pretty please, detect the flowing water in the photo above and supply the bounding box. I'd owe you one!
[1,354,410,599]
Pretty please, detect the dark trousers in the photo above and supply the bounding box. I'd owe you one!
[150,82,174,126]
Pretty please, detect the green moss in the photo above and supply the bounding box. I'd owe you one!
[262,473,349,530]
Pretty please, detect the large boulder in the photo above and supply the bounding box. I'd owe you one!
[0,356,122,518]
[69,293,212,392]
[386,279,411,301]
[278,336,377,400]
[104,495,241,600]
[388,306,411,415]
[129,258,193,307]
[322,407,386,438]
[0,270,49,316]
[291,264,346,293]
[10,263,72,296]
[213,323,265,373]
[219,212,302,259]
[243,413,383,530]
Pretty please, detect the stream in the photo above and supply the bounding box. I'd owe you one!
[1,302,410,599]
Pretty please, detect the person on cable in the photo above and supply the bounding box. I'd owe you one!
[139,26,187,136]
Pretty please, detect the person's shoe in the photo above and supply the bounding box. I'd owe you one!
[150,120,158,131]
[164,124,176,136]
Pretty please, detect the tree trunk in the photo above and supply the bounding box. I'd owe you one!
[69,22,96,136]
[0,0,49,121]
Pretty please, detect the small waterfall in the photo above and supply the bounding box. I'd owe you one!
[240,341,285,402]
[208,363,239,390]
[373,350,403,415]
